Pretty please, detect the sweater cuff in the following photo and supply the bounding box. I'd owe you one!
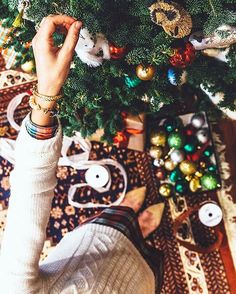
[9,113,63,194]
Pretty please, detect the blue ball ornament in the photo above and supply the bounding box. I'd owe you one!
[167,68,177,86]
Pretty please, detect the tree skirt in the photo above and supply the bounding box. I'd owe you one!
[0,58,236,293]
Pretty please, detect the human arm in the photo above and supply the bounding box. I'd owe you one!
[0,15,82,293]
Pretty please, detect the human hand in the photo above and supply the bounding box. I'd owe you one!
[32,15,82,96]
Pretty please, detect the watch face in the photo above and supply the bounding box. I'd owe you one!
[198,203,222,227]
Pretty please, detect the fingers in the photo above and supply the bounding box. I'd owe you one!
[38,15,77,40]
[59,21,82,59]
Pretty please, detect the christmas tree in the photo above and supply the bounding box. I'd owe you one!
[1,0,236,141]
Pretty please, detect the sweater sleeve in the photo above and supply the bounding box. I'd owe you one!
[0,113,63,293]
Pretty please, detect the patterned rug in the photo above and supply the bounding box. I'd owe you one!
[0,55,236,293]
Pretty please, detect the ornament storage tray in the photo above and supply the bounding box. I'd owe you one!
[147,112,221,198]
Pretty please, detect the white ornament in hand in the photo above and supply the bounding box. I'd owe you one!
[75,28,110,67]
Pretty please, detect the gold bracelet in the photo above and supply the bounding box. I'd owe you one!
[29,95,59,117]
[32,85,63,102]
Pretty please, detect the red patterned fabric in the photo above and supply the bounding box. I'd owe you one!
[0,54,235,293]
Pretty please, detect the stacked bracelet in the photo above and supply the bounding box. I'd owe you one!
[29,84,62,117]
[32,85,63,102]
[26,113,58,140]
[29,95,59,117]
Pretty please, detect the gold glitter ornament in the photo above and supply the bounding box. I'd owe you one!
[149,1,192,38]
[159,183,172,197]
[164,158,177,171]
[21,60,35,73]
[149,146,163,159]
[150,130,167,146]
[189,177,201,192]
[179,160,197,175]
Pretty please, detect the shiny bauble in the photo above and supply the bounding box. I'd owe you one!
[169,168,183,182]
[179,160,197,175]
[189,177,200,192]
[167,68,187,86]
[184,124,195,136]
[196,128,209,144]
[200,173,219,190]
[150,130,166,146]
[124,75,141,88]
[168,132,185,149]
[208,164,217,172]
[155,167,166,180]
[109,43,126,59]
[153,158,165,167]
[159,183,172,197]
[164,158,177,171]
[136,64,155,81]
[191,113,205,129]
[203,146,213,157]
[21,60,35,73]
[163,117,182,133]
[184,143,196,153]
[170,149,185,163]
[169,42,195,68]
[175,180,189,194]
[149,146,163,159]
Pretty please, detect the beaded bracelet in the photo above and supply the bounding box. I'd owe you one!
[29,95,59,117]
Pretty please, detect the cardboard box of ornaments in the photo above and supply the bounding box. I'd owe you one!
[147,112,221,197]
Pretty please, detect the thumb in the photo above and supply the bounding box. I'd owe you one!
[60,21,82,59]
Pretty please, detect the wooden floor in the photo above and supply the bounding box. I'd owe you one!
[219,119,236,202]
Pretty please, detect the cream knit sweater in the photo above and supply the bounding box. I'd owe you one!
[0,115,155,294]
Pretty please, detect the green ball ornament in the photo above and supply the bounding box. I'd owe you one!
[208,165,217,172]
[175,180,189,194]
[169,168,183,182]
[163,117,182,133]
[168,132,185,149]
[124,75,141,88]
[200,173,219,190]
[203,146,213,157]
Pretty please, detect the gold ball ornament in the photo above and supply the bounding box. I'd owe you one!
[149,146,163,159]
[150,130,167,146]
[21,60,35,73]
[159,183,172,197]
[179,160,197,175]
[136,64,155,81]
[164,158,177,171]
[189,177,200,192]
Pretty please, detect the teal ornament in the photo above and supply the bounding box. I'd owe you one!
[167,68,177,85]
[208,165,217,172]
[124,75,141,88]
[163,117,182,133]
[175,180,189,194]
[184,143,195,153]
[169,168,183,182]
[168,132,185,149]
[203,146,213,157]
[201,173,219,190]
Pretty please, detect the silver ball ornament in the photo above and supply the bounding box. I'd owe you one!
[196,128,209,144]
[170,149,185,163]
[153,158,165,167]
[191,113,205,129]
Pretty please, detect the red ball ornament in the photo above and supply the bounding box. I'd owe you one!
[184,124,195,136]
[109,43,126,59]
[169,42,195,68]
[155,167,166,180]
